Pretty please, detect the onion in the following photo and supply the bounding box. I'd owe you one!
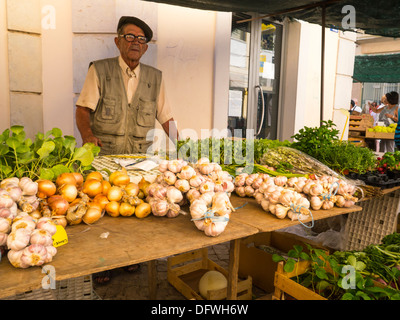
[58,184,78,203]
[82,179,103,198]
[109,170,130,187]
[101,180,111,196]
[37,180,56,198]
[198,271,227,299]
[105,201,120,217]
[107,186,123,202]
[93,194,110,210]
[124,183,140,197]
[82,202,103,224]
[135,203,152,219]
[85,171,103,181]
[71,172,84,189]
[119,202,136,217]
[47,195,69,216]
[56,173,77,187]
[52,216,67,228]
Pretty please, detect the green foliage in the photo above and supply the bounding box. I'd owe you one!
[273,236,400,300]
[291,120,339,158]
[176,138,291,165]
[291,120,376,174]
[0,125,100,181]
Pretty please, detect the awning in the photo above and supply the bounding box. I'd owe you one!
[143,0,400,38]
[353,54,400,83]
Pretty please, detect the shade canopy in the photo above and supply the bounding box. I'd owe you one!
[353,54,400,83]
[143,0,400,38]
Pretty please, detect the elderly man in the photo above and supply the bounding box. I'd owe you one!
[76,16,179,154]
[76,16,179,284]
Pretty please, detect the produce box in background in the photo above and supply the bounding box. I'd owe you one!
[365,131,395,139]
[238,231,330,293]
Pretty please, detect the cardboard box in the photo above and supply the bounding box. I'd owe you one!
[238,231,329,293]
[365,131,394,139]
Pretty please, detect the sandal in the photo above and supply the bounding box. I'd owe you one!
[123,264,141,273]
[93,270,112,284]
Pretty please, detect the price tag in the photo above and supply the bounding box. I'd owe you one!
[52,225,68,248]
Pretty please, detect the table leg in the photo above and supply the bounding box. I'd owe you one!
[227,239,240,300]
[148,260,157,300]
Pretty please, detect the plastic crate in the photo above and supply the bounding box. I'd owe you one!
[344,189,400,251]
[0,287,57,300]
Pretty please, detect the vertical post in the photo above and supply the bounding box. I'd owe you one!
[321,4,326,124]
[227,239,240,300]
[148,260,157,299]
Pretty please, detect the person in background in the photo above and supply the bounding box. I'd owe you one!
[75,16,179,284]
[370,92,399,153]
[368,101,384,152]
[349,99,362,115]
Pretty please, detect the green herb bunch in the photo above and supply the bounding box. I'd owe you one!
[291,120,339,159]
[272,233,400,300]
[0,125,100,181]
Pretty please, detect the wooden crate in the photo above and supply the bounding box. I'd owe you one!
[167,248,252,300]
[349,115,374,131]
[365,131,395,140]
[273,261,327,300]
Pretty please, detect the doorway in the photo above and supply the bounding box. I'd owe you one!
[228,13,283,139]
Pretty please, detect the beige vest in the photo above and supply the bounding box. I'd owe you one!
[90,57,162,155]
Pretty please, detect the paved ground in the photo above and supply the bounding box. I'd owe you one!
[93,241,269,300]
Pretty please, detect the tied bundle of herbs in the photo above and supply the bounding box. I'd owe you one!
[176,137,291,165]
[0,125,100,181]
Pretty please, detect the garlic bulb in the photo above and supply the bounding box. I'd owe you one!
[234,174,247,187]
[150,199,169,217]
[0,216,11,233]
[199,181,215,194]
[7,228,31,251]
[203,218,229,237]
[163,171,177,186]
[30,229,53,246]
[235,186,246,197]
[198,163,214,175]
[274,176,288,187]
[21,244,48,267]
[186,188,201,203]
[198,192,214,206]
[275,204,290,219]
[7,249,30,268]
[244,186,255,197]
[175,179,190,193]
[167,160,184,173]
[189,174,205,188]
[36,217,57,236]
[11,216,36,233]
[166,186,183,204]
[260,199,270,212]
[158,160,169,173]
[178,165,196,180]
[0,232,8,246]
[190,199,208,220]
[310,196,323,210]
[19,177,38,196]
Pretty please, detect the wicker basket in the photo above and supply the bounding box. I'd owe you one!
[344,189,400,251]
[1,275,101,300]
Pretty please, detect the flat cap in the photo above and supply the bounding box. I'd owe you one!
[117,16,153,42]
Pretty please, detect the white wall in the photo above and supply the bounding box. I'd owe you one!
[279,19,356,141]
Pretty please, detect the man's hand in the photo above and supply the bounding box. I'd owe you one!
[76,106,103,147]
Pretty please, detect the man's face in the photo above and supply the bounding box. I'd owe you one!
[115,24,148,66]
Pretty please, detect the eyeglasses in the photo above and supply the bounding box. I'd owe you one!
[120,34,147,44]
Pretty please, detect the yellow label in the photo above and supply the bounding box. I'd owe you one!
[52,225,68,248]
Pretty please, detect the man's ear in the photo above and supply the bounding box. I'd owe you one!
[114,36,120,48]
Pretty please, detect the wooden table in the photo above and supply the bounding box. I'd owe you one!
[0,194,364,300]
[230,195,363,232]
[0,212,258,300]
